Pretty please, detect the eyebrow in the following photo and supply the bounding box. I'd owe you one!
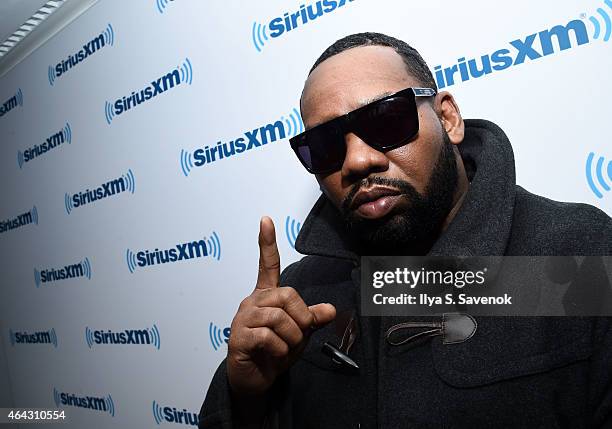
[358,91,395,108]
[305,90,395,130]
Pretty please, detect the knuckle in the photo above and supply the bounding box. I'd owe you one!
[238,296,252,311]
[258,328,273,345]
[266,307,284,326]
[276,342,289,357]
[228,327,247,351]
[280,286,298,303]
[305,311,315,327]
[250,331,266,352]
[284,286,298,298]
[228,332,241,350]
[230,311,244,330]
[269,339,289,357]
[297,309,314,330]
[264,260,281,272]
[292,329,304,345]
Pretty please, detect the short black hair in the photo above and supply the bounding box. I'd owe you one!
[309,32,437,91]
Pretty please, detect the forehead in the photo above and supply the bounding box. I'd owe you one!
[301,45,419,129]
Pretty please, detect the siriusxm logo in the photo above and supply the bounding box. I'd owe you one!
[0,206,38,234]
[252,0,355,52]
[0,88,23,118]
[105,57,192,124]
[126,232,221,273]
[586,152,612,199]
[208,323,230,351]
[18,123,72,169]
[34,257,92,288]
[85,324,161,349]
[48,24,115,86]
[433,1,612,89]
[53,388,115,417]
[152,401,198,426]
[9,328,58,348]
[285,216,302,249]
[65,169,135,214]
[589,0,612,41]
[155,0,176,14]
[180,108,302,177]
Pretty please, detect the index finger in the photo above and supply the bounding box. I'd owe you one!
[256,216,281,289]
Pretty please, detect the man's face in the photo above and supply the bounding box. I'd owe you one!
[300,45,463,254]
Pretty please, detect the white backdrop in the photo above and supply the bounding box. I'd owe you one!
[0,0,611,427]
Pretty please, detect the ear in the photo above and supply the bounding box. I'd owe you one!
[434,91,464,145]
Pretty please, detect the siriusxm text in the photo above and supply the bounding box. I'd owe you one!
[434,20,589,88]
[23,128,67,164]
[194,121,285,167]
[268,0,355,38]
[59,393,107,412]
[39,263,84,284]
[113,70,180,115]
[92,329,152,345]
[12,331,53,344]
[0,94,17,117]
[161,406,198,426]
[53,33,106,78]
[70,176,127,208]
[136,239,209,267]
[0,210,33,234]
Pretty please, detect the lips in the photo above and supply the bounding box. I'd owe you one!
[350,187,402,219]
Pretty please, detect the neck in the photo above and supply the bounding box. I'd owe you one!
[440,152,470,233]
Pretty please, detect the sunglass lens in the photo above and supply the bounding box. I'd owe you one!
[296,124,345,173]
[355,97,418,149]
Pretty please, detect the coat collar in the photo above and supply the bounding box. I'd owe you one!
[294,119,517,260]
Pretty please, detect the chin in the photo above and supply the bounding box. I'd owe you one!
[352,209,440,254]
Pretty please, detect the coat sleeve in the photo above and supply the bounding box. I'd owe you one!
[198,359,293,429]
[590,317,612,427]
[198,359,234,428]
[198,262,303,429]
[589,221,612,427]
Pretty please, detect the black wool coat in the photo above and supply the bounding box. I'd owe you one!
[199,119,612,428]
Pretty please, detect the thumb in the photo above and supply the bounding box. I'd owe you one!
[308,303,336,328]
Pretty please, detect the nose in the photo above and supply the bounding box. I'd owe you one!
[341,132,389,184]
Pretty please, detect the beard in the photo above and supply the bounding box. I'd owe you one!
[340,130,459,255]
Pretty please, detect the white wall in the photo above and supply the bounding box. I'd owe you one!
[0,0,610,427]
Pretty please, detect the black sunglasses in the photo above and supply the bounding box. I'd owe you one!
[289,87,436,174]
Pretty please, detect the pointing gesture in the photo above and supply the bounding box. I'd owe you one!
[226,216,336,398]
[256,216,281,289]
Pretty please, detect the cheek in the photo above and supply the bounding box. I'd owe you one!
[387,133,442,192]
[317,173,345,208]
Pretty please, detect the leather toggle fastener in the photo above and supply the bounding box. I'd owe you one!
[385,313,477,346]
[321,309,360,371]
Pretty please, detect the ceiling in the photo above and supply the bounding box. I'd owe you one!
[0,0,50,44]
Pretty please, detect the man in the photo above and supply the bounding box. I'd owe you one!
[199,33,612,428]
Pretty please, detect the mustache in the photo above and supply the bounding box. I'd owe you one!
[340,176,419,216]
